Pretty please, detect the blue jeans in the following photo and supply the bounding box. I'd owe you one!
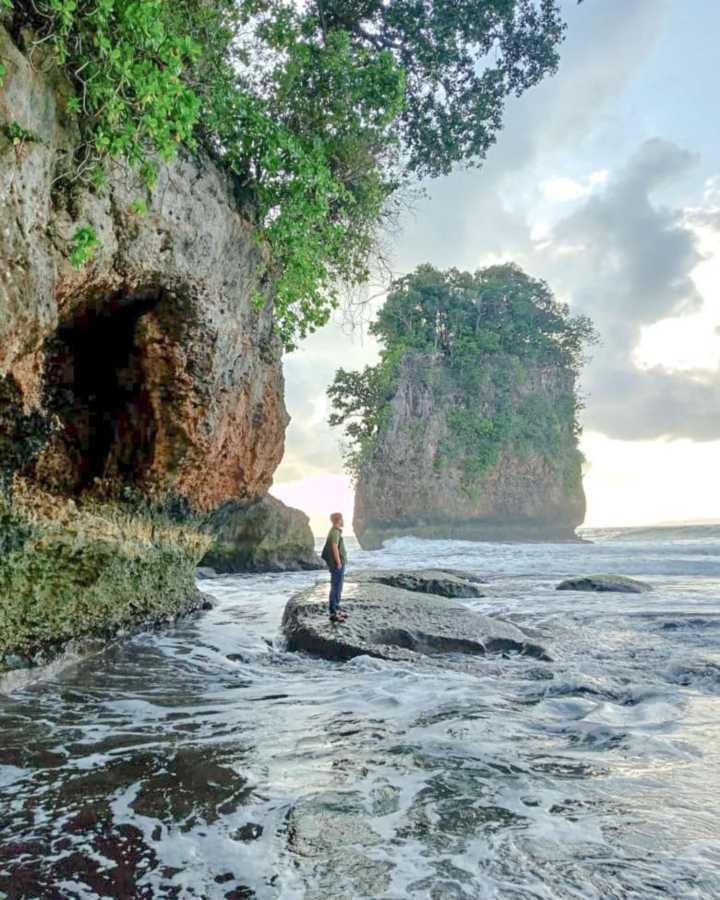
[329,565,345,614]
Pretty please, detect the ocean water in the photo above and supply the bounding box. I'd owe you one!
[1,526,720,899]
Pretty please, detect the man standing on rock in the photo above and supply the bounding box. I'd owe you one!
[321,512,348,623]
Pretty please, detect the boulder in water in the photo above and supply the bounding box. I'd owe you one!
[556,575,652,593]
[282,572,549,662]
[202,495,323,573]
[353,569,486,598]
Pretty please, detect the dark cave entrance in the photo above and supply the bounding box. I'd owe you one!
[44,293,161,494]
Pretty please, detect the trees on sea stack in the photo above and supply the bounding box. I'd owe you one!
[328,263,597,486]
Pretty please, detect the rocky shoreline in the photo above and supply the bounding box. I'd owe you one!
[0,592,214,692]
[1,560,653,688]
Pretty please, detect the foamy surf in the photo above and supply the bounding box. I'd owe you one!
[1,526,719,897]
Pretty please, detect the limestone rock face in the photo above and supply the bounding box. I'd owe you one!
[282,572,550,662]
[0,478,213,681]
[0,26,286,512]
[201,495,323,573]
[354,353,586,549]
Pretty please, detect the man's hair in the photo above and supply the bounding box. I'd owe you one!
[330,512,343,523]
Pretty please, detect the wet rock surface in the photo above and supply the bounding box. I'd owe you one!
[353,569,486,598]
[202,495,323,573]
[0,594,213,690]
[0,743,259,899]
[282,572,550,662]
[556,575,652,593]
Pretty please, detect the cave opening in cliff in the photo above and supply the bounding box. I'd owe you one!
[43,292,162,494]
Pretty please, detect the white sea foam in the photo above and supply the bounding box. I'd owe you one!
[0,527,719,897]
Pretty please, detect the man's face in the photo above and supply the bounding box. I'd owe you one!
[333,515,344,528]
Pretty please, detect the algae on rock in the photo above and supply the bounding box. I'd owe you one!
[0,480,211,671]
[201,495,323,573]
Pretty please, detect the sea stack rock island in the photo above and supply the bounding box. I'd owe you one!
[329,264,592,549]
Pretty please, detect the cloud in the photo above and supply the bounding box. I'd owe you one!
[686,176,720,232]
[582,366,720,441]
[393,0,673,270]
[274,314,381,484]
[536,139,720,441]
[275,356,341,482]
[541,170,609,203]
[542,176,588,202]
[551,139,702,332]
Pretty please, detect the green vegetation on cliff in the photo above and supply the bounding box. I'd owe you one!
[328,263,597,489]
[2,0,565,347]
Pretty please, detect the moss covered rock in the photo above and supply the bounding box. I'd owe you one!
[354,569,486,599]
[202,495,322,573]
[0,483,211,673]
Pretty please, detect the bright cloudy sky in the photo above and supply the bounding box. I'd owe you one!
[272,0,720,535]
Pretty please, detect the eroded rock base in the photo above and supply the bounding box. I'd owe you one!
[201,495,323,573]
[0,481,211,681]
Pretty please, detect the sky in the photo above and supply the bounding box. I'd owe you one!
[271,0,720,535]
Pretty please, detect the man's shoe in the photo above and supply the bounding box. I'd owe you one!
[336,610,348,620]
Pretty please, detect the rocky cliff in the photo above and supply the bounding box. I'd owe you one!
[1,25,286,512]
[0,21,318,606]
[353,352,586,549]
